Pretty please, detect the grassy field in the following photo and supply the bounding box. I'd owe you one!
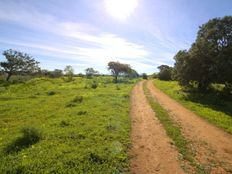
[0,77,137,173]
[153,79,232,134]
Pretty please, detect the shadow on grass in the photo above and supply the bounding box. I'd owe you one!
[183,89,232,117]
[4,127,42,154]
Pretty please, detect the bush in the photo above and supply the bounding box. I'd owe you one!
[142,73,148,79]
[5,126,42,153]
[66,96,83,108]
[72,96,83,103]
[47,91,56,95]
[77,111,87,115]
[91,81,98,89]
[65,102,76,107]
[157,65,173,81]
[60,120,70,127]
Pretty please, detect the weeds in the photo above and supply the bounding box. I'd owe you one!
[77,111,87,115]
[72,95,83,103]
[47,90,56,95]
[91,81,98,89]
[60,120,70,127]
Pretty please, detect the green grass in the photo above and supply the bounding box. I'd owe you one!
[143,81,208,174]
[153,79,232,134]
[0,76,137,173]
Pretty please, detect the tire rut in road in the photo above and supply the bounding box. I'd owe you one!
[147,80,232,173]
[130,81,184,174]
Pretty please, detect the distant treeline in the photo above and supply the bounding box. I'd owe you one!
[0,50,141,83]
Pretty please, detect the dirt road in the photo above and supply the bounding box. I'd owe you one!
[130,81,184,174]
[147,80,232,173]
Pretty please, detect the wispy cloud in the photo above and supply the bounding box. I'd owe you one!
[0,1,151,73]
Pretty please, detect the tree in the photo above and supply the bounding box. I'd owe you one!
[173,50,193,85]
[39,69,50,77]
[85,67,99,78]
[157,65,173,81]
[0,49,40,81]
[64,65,74,81]
[107,61,132,83]
[128,69,139,79]
[151,73,158,79]
[50,69,63,78]
[142,73,148,79]
[173,16,232,91]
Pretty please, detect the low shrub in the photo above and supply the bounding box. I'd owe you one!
[77,111,87,115]
[142,73,148,79]
[65,102,76,107]
[60,120,70,127]
[47,91,56,95]
[91,81,98,89]
[116,85,121,90]
[72,96,83,103]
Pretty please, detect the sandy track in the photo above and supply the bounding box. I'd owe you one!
[130,81,184,174]
[147,80,232,173]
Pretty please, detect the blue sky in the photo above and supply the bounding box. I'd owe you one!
[0,0,231,74]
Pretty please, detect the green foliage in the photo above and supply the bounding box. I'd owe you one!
[77,111,87,115]
[85,67,99,78]
[66,96,83,108]
[142,73,148,79]
[151,72,158,79]
[65,102,77,107]
[173,16,232,91]
[60,120,70,127]
[39,69,63,78]
[64,65,74,81]
[0,76,134,173]
[72,95,83,103]
[108,61,132,83]
[157,65,173,81]
[116,85,121,90]
[91,81,98,89]
[5,126,42,153]
[128,69,139,79]
[154,79,232,134]
[47,90,56,95]
[0,49,40,81]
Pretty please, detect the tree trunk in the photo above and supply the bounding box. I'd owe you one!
[198,81,208,92]
[114,75,118,83]
[6,72,12,81]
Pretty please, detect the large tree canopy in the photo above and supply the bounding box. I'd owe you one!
[173,16,232,91]
[0,49,40,81]
[157,65,173,81]
[108,61,132,83]
[85,67,99,78]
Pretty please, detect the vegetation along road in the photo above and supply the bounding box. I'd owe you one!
[130,80,232,174]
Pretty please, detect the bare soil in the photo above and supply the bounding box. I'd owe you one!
[147,80,232,174]
[130,81,184,174]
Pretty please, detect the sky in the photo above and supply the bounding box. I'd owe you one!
[0,0,231,74]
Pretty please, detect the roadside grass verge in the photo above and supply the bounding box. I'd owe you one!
[143,81,208,174]
[153,79,232,134]
[0,76,137,173]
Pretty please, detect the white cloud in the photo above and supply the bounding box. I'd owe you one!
[0,1,151,73]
